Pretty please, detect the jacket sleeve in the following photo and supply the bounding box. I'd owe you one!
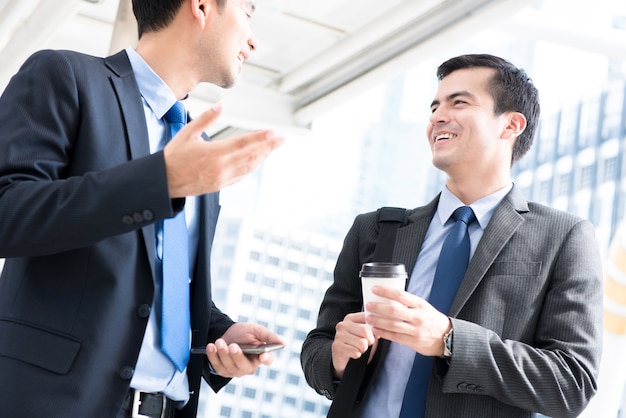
[0,50,175,258]
[301,211,379,399]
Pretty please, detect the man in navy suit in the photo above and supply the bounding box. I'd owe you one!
[0,0,285,416]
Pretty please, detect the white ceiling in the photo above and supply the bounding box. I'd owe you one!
[1,0,625,138]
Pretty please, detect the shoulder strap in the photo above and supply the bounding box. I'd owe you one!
[327,206,407,418]
[372,207,408,262]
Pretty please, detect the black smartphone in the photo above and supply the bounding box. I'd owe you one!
[239,343,285,355]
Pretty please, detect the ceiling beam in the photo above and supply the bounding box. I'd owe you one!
[291,0,537,124]
[276,0,445,94]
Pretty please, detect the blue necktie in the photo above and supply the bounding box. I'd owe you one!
[160,101,191,372]
[399,206,476,418]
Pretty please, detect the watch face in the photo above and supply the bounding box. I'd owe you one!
[443,329,453,358]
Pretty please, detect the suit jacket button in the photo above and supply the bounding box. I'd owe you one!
[142,210,154,221]
[122,214,134,225]
[119,366,134,380]
[133,212,144,223]
[137,304,151,318]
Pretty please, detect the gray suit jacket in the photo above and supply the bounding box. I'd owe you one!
[0,49,232,417]
[301,187,603,418]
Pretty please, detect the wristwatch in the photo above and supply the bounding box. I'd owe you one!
[441,328,453,359]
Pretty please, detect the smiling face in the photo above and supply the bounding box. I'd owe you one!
[427,67,515,182]
[197,0,258,88]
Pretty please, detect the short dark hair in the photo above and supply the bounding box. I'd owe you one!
[132,0,227,38]
[436,54,540,165]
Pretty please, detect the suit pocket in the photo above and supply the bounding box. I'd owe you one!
[0,319,80,374]
[487,261,542,276]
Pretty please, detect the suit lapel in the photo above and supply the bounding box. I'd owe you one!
[449,187,529,316]
[393,196,439,281]
[104,50,157,279]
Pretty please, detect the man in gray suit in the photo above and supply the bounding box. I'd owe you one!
[301,54,603,417]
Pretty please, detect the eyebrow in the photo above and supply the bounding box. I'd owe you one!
[430,91,477,108]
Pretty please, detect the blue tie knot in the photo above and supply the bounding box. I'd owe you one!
[164,101,186,125]
[452,205,476,225]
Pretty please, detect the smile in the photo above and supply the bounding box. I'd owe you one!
[434,133,457,142]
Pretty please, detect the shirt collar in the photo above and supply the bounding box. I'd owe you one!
[437,183,513,229]
[125,47,177,119]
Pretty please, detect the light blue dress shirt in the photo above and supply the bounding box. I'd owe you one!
[125,47,200,402]
[359,183,512,418]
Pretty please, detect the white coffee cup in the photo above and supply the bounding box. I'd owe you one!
[360,262,407,329]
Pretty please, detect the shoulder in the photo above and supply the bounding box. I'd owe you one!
[23,49,103,70]
[525,201,588,227]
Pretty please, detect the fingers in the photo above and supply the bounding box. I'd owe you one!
[215,129,285,188]
[164,122,286,198]
[331,313,376,377]
[183,102,224,137]
[206,338,261,378]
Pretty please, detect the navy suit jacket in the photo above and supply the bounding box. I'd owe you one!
[0,49,233,417]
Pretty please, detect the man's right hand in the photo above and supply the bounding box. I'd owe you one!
[163,103,286,198]
[331,312,377,379]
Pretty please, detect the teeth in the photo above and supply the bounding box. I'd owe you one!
[435,133,456,141]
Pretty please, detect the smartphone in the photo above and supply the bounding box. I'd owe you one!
[190,343,285,355]
[239,343,285,355]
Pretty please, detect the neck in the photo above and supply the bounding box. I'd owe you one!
[135,30,199,100]
[445,174,511,205]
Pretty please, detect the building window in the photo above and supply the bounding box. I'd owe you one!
[241,294,253,303]
[222,245,235,257]
[245,273,257,283]
[259,298,272,310]
[287,261,299,271]
[297,308,311,320]
[263,276,277,287]
[578,165,593,189]
[287,374,300,385]
[284,396,297,407]
[556,173,570,196]
[243,387,256,399]
[303,401,316,412]
[602,156,618,183]
[250,251,261,261]
[305,266,318,277]
[537,179,551,204]
[268,256,280,266]
[220,406,232,417]
[263,392,275,403]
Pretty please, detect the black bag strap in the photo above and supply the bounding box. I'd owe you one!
[327,207,407,418]
[372,207,409,262]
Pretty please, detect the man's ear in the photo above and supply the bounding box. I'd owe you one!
[502,111,527,140]
[191,0,210,23]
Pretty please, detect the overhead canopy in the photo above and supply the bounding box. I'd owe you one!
[1,0,625,138]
